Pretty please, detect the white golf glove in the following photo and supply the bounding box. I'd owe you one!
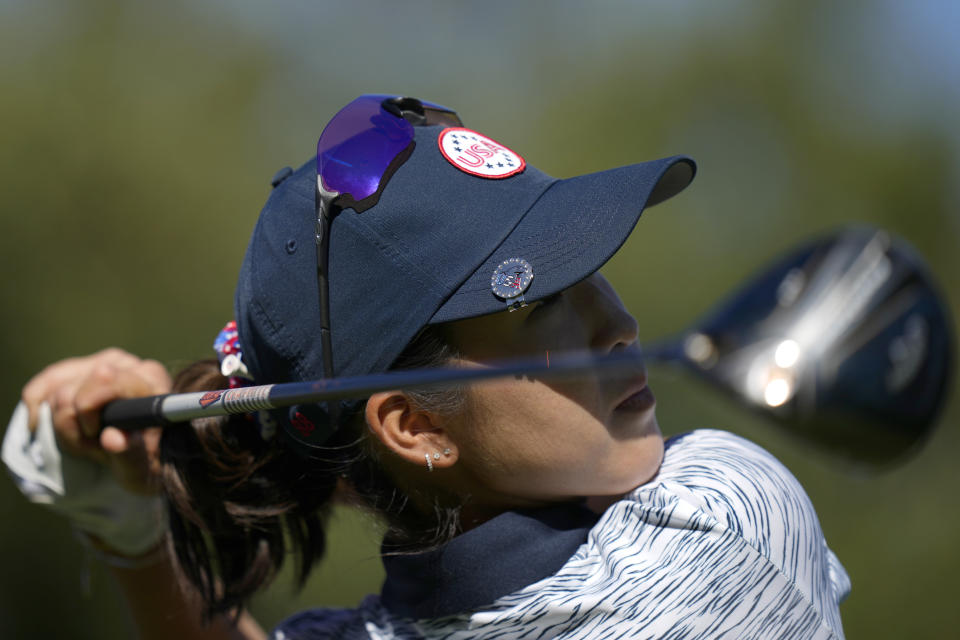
[2,401,165,557]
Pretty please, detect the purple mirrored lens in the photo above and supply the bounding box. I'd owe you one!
[317,95,415,202]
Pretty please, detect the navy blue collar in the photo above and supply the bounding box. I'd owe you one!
[379,502,599,619]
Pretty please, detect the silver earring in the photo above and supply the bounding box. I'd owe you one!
[425,452,434,472]
[443,448,452,456]
[433,452,441,460]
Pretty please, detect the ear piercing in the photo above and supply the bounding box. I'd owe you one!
[426,449,453,471]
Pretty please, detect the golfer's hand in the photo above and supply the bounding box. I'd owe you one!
[20,348,171,496]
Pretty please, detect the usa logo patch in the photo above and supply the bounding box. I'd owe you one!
[438,127,525,179]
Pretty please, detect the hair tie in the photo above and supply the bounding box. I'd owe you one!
[213,320,252,389]
[212,321,277,440]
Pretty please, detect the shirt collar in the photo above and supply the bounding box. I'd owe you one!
[379,502,599,619]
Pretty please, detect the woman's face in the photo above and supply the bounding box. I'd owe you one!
[441,273,664,510]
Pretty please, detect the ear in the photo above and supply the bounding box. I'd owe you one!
[365,391,458,470]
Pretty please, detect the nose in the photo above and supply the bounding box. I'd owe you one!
[575,274,639,353]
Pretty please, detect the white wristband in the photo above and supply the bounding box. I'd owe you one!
[2,402,165,556]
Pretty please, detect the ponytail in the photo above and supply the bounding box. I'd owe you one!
[159,325,464,619]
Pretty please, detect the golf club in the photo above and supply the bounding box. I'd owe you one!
[101,226,954,467]
[643,226,954,466]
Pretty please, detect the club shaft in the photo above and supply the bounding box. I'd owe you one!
[102,350,654,430]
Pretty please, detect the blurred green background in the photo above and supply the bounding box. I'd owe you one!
[1,0,958,637]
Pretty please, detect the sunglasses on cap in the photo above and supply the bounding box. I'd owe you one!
[306,95,462,438]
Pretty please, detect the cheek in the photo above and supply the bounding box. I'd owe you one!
[457,382,585,465]
[452,380,655,500]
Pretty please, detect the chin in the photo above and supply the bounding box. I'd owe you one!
[583,442,665,514]
[619,430,666,491]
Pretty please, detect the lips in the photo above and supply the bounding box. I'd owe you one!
[613,374,654,412]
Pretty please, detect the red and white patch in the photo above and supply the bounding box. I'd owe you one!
[438,128,525,179]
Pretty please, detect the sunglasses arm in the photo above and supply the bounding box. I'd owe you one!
[315,177,343,426]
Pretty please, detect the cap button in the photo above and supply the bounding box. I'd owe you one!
[270,166,294,188]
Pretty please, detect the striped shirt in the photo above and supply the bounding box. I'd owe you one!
[272,429,850,639]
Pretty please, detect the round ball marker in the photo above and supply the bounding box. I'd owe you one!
[491,258,533,310]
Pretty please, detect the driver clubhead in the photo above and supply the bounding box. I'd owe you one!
[650,226,954,468]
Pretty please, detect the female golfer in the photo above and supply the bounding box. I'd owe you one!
[6,95,849,639]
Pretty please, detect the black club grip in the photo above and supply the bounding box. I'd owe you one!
[100,394,169,430]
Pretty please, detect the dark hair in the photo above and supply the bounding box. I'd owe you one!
[159,325,464,620]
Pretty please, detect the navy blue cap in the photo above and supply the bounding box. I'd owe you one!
[235,122,695,390]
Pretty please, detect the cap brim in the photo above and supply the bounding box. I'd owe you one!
[430,156,695,323]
